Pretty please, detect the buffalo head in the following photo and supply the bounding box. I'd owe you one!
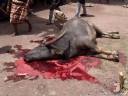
[24,44,53,62]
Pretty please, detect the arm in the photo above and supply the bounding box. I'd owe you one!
[6,0,12,12]
[26,0,31,7]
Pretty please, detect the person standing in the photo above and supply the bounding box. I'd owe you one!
[7,0,32,36]
[76,0,87,17]
[46,0,63,25]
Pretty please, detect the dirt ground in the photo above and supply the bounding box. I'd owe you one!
[0,1,128,96]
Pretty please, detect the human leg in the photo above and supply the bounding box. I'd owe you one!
[76,2,81,17]
[92,24,120,39]
[80,4,87,17]
[12,23,19,36]
[46,10,54,25]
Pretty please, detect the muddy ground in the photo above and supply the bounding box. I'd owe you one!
[0,1,128,96]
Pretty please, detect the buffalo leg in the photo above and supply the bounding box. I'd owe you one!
[75,37,119,61]
[92,24,120,39]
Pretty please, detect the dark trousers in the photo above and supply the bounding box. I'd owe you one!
[47,0,62,23]
[50,0,61,11]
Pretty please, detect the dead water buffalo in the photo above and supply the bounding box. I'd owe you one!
[24,16,120,62]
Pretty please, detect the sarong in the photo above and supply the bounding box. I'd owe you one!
[10,0,28,23]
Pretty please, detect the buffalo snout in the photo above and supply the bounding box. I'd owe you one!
[23,44,53,62]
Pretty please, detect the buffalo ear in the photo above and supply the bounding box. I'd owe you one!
[64,40,77,59]
[63,40,71,59]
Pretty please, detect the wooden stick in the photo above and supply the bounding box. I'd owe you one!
[0,7,8,15]
[119,72,125,88]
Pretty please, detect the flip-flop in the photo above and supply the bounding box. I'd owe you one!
[86,4,94,7]
[123,5,128,8]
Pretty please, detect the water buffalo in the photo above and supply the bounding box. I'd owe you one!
[24,16,120,62]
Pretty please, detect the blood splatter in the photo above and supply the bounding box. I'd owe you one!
[4,74,28,82]
[4,74,39,82]
[3,62,16,72]
[3,45,100,83]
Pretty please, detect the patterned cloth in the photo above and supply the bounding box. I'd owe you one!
[10,0,28,23]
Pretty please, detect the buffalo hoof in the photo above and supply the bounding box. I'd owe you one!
[113,54,119,62]
[111,36,120,39]
[109,31,119,34]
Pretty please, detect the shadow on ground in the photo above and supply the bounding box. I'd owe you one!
[0,14,57,36]
[0,45,12,54]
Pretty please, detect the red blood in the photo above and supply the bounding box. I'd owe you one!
[4,44,126,83]
[14,56,100,83]
[4,44,100,83]
[10,45,30,58]
[14,45,22,50]
[3,62,16,72]
[4,74,27,82]
[4,75,39,82]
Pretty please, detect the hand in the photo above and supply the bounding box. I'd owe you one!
[25,0,31,7]
[6,6,10,13]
